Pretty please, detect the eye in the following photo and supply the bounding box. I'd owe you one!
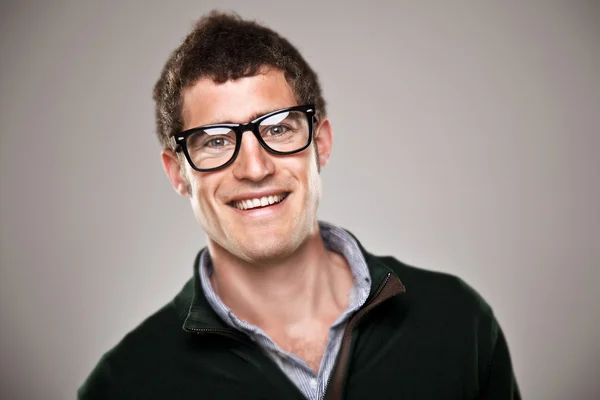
[204,137,232,148]
[268,125,290,136]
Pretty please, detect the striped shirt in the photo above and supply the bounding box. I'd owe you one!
[199,221,372,400]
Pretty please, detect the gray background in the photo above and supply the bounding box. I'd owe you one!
[1,1,598,399]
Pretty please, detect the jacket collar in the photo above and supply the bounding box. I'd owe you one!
[176,233,405,332]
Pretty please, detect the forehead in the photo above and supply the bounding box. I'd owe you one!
[181,69,298,129]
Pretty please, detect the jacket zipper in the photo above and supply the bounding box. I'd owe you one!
[322,272,404,400]
[186,273,404,400]
[319,273,390,400]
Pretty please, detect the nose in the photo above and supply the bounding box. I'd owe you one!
[231,130,275,181]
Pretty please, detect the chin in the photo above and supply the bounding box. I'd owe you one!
[233,236,298,263]
[210,201,318,263]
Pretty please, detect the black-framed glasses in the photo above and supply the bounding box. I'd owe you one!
[171,105,316,172]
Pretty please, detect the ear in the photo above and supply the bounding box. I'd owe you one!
[161,149,190,197]
[314,118,333,168]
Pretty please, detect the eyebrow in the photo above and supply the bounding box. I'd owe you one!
[203,106,291,126]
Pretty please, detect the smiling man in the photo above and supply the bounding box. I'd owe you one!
[79,11,520,400]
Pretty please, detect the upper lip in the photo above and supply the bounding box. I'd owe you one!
[227,190,290,204]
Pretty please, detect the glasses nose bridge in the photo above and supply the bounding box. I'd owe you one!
[239,121,252,131]
[232,121,273,176]
[236,121,262,144]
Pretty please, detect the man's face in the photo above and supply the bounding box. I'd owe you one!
[162,69,332,263]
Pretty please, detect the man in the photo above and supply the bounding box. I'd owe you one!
[79,11,520,400]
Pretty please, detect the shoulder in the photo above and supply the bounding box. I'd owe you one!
[344,227,493,319]
[78,280,192,399]
[375,254,496,325]
[375,254,503,357]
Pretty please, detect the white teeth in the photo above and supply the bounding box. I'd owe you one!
[232,193,287,210]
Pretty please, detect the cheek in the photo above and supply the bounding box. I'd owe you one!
[308,169,322,204]
[189,184,220,232]
[297,152,322,202]
[185,171,217,219]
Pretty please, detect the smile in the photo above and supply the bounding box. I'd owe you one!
[230,193,289,211]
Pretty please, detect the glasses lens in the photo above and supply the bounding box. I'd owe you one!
[258,110,310,153]
[186,127,236,170]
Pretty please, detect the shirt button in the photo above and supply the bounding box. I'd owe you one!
[310,379,318,389]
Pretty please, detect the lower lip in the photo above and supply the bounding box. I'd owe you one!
[229,194,290,217]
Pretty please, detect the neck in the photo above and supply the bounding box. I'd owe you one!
[206,223,353,332]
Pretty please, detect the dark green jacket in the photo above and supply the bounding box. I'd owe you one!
[79,241,521,399]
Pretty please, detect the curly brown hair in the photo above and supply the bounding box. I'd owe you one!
[153,11,327,150]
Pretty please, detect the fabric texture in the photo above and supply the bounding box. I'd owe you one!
[78,229,521,400]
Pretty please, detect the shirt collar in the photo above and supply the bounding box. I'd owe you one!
[177,224,404,332]
[198,221,373,333]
